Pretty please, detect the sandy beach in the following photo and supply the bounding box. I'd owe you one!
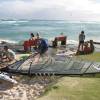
[0,52,60,100]
[0,42,100,100]
[0,74,59,100]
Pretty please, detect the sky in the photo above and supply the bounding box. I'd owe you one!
[0,0,100,21]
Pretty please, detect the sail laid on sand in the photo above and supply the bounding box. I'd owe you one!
[1,54,100,76]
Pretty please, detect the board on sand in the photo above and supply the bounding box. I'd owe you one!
[0,72,17,84]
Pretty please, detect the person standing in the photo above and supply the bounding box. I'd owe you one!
[78,31,85,51]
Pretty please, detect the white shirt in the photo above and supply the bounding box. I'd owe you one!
[7,49,16,59]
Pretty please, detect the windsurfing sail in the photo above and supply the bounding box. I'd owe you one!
[1,54,100,75]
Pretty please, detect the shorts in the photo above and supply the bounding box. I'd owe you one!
[79,41,84,44]
[38,47,48,55]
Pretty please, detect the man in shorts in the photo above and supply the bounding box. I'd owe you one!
[78,31,85,51]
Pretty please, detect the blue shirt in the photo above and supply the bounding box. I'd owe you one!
[39,39,48,49]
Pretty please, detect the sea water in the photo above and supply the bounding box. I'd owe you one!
[0,20,100,45]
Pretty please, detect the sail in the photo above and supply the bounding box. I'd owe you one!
[2,54,100,75]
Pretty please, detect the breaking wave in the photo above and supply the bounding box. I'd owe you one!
[0,39,17,44]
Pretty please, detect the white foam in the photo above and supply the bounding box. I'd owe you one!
[67,40,78,45]
[0,21,17,24]
[0,20,29,24]
[0,39,17,44]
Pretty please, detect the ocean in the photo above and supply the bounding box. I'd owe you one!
[0,20,100,45]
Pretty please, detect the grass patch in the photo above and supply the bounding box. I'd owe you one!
[44,85,59,95]
[38,52,100,100]
[20,55,28,60]
[38,77,100,100]
[76,52,100,62]
[52,86,59,90]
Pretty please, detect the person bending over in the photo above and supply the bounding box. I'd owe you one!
[34,38,48,63]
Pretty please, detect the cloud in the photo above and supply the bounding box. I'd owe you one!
[0,0,100,21]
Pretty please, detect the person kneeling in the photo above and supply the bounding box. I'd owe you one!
[83,42,91,54]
